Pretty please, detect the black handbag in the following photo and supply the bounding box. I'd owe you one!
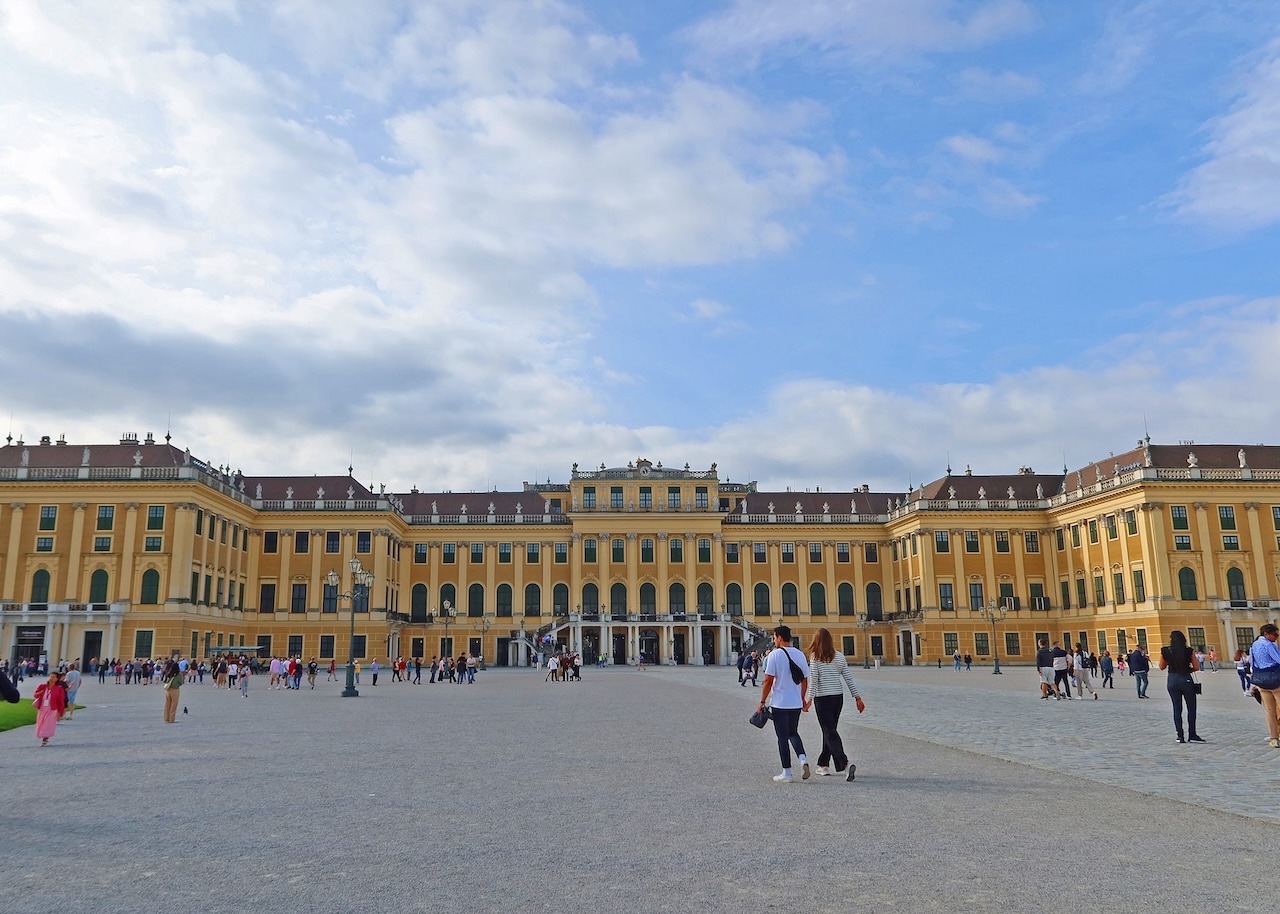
[749,705,772,728]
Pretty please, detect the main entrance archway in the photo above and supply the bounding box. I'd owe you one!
[639,629,660,665]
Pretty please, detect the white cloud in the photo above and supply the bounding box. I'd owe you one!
[943,133,1006,165]
[953,67,1041,102]
[685,0,1036,67]
[1165,37,1280,233]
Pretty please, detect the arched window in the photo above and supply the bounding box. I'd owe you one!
[411,584,429,622]
[1226,567,1246,603]
[524,583,541,617]
[726,583,743,616]
[838,583,855,616]
[582,582,599,613]
[865,582,882,620]
[31,569,50,606]
[696,582,714,615]
[669,582,686,615]
[781,583,798,616]
[610,582,627,615]
[440,583,456,614]
[140,569,161,605]
[495,584,512,617]
[552,583,568,616]
[1178,567,1198,602]
[468,583,485,617]
[754,582,770,617]
[89,569,109,606]
[809,582,827,616]
[639,583,656,615]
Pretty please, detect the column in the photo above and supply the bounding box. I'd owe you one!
[1244,503,1268,597]
[167,504,197,603]
[63,503,88,601]
[1193,503,1215,599]
[4,504,24,601]
[119,503,139,602]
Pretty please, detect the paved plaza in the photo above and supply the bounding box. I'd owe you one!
[1,661,1276,913]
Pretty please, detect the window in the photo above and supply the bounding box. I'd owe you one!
[326,531,341,554]
[147,505,165,530]
[1088,519,1099,544]
[968,582,984,610]
[523,584,540,617]
[259,583,276,613]
[352,635,367,659]
[1112,572,1126,604]
[498,543,512,564]
[837,583,854,616]
[667,486,681,508]
[994,531,1010,553]
[754,543,767,563]
[583,538,597,563]
[1274,506,1280,531]
[699,539,712,563]
[640,583,657,615]
[725,543,739,564]
[696,582,713,614]
[1093,575,1106,606]
[96,505,114,531]
[1075,577,1087,608]
[134,630,154,659]
[865,583,882,619]
[1171,505,1189,530]
[468,583,485,617]
[39,505,57,530]
[357,531,372,553]
[323,583,338,614]
[726,583,743,616]
[641,539,654,563]
[1056,528,1065,551]
[1024,531,1040,553]
[639,486,652,508]
[220,520,227,544]
[1029,582,1046,610]
[1105,515,1118,540]
[935,530,950,553]
[1071,525,1080,548]
[753,582,770,617]
[843,636,856,656]
[1125,510,1137,535]
[1219,505,1236,530]
[1174,535,1192,551]
[496,584,513,617]
[319,635,335,659]
[93,536,111,552]
[1132,569,1146,602]
[810,582,827,616]
[291,583,307,613]
[553,583,568,616]
[695,486,709,508]
[781,583,798,617]
[670,538,684,563]
[295,531,309,554]
[939,582,954,610]
[891,541,898,562]
[264,531,279,553]
[974,631,990,655]
[809,542,822,563]
[863,543,876,563]
[944,633,959,654]
[965,531,979,553]
[612,539,625,562]
[414,543,428,564]
[781,543,794,564]
[1004,632,1021,656]
[999,582,1015,607]
[471,543,484,563]
[1060,580,1071,610]
[140,569,160,604]
[442,543,456,564]
[610,486,623,509]
[527,542,540,563]
[195,509,204,536]
[582,487,596,509]
[1136,628,1149,650]
[1227,567,1246,603]
[1178,567,1198,601]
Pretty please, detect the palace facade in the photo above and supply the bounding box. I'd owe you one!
[2,432,1278,669]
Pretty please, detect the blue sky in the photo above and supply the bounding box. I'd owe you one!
[2,1,1279,493]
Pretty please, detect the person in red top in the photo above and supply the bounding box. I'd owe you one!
[33,671,68,746]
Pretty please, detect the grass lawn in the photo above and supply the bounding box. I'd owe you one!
[0,701,37,732]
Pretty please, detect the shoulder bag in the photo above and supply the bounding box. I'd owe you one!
[1252,664,1280,690]
[748,705,772,728]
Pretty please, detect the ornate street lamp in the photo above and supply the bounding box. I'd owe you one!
[856,612,875,669]
[977,598,1009,675]
[326,557,373,698]
[440,600,455,657]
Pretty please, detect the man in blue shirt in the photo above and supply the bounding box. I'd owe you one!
[1127,646,1151,698]
[1248,623,1280,748]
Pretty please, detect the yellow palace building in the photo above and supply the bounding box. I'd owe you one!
[2,432,1278,670]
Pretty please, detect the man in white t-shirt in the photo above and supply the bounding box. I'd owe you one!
[757,625,811,783]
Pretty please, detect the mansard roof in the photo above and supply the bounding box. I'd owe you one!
[915,471,1062,502]
[242,475,374,501]
[1063,443,1280,491]
[0,439,188,469]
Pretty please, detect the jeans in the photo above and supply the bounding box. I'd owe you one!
[813,694,848,771]
[1238,670,1251,692]
[1166,674,1198,739]
[1102,670,1114,688]
[770,706,806,770]
[1134,670,1149,697]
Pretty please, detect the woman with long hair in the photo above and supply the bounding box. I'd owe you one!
[33,671,67,746]
[804,627,866,781]
[1158,630,1203,743]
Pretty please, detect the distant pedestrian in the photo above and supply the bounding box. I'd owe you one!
[413,658,422,684]
[162,660,183,724]
[1233,649,1252,694]
[33,672,67,746]
[239,663,251,698]
[953,651,962,671]
[370,659,380,686]
[307,659,318,689]
[1127,646,1150,699]
[805,627,865,781]
[1050,641,1072,699]
[328,659,338,682]
[963,653,972,671]
[1072,644,1098,699]
[1159,631,1203,743]
[62,662,82,719]
[1100,651,1114,689]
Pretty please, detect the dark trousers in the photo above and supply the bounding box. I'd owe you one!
[813,694,848,771]
[1167,675,1198,739]
[1053,669,1071,694]
[770,707,806,769]
[1134,670,1149,697]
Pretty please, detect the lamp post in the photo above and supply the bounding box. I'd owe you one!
[326,558,373,698]
[857,612,874,669]
[440,600,455,658]
[478,614,492,669]
[978,599,1009,675]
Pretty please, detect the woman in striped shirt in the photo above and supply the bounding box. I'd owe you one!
[803,628,866,781]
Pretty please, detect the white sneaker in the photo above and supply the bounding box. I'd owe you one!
[815,766,832,776]
[772,771,794,783]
